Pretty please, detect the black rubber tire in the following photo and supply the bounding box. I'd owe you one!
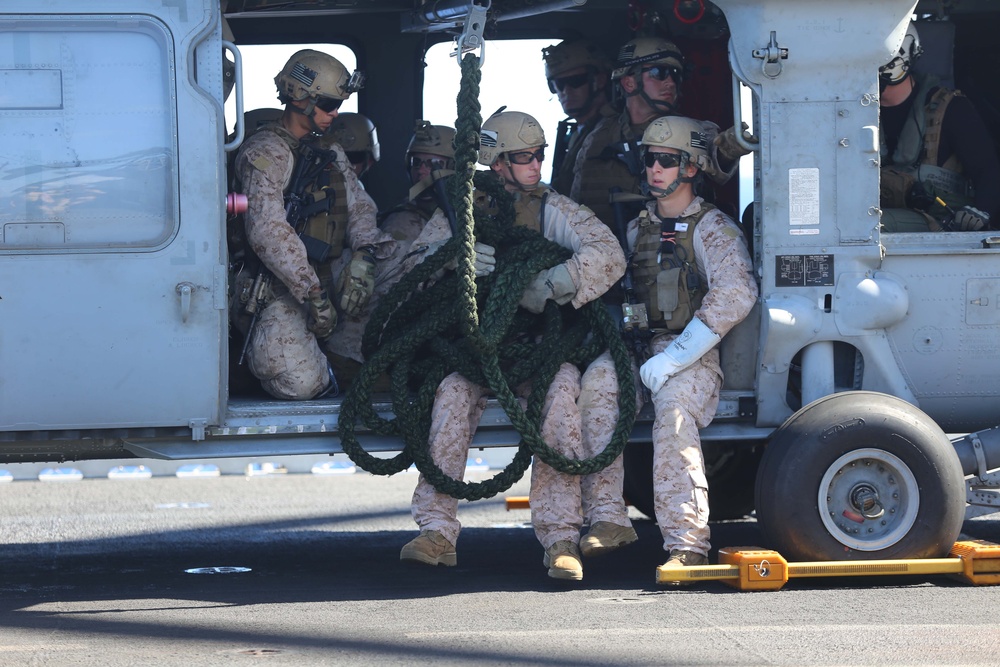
[623,441,763,521]
[754,391,965,561]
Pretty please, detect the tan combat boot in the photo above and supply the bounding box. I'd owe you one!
[660,549,709,586]
[399,530,457,567]
[542,540,584,581]
[579,521,638,558]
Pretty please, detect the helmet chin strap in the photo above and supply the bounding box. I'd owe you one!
[562,80,607,118]
[641,154,693,198]
[879,69,910,94]
[290,99,326,136]
[626,73,679,116]
[502,158,537,192]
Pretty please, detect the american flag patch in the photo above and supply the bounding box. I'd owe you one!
[617,44,636,62]
[290,62,317,87]
[689,131,709,150]
[479,129,498,147]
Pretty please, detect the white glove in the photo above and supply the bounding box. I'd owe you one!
[425,240,496,277]
[471,242,496,277]
[519,264,576,314]
[640,317,722,394]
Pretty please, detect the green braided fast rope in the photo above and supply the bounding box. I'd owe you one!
[336,52,636,501]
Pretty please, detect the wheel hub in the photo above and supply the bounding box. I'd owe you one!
[849,483,885,520]
[818,448,919,551]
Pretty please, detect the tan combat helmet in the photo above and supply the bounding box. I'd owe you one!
[274,49,363,103]
[406,121,457,166]
[611,36,684,81]
[326,113,381,163]
[639,115,718,197]
[478,110,547,166]
[542,39,611,80]
[639,115,716,174]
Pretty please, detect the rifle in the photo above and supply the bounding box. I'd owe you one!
[610,187,651,362]
[238,142,337,365]
[550,118,576,184]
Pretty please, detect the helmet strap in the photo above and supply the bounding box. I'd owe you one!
[561,77,607,118]
[642,154,694,199]
[288,98,326,136]
[501,157,537,192]
[625,73,679,116]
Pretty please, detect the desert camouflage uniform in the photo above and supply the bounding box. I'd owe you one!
[531,349,638,548]
[406,186,626,549]
[626,196,757,556]
[234,126,394,399]
[326,201,436,384]
[571,112,736,232]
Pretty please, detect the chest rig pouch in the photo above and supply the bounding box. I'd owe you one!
[290,143,349,275]
[512,187,549,234]
[630,205,711,332]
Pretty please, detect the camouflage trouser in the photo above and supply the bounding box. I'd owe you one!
[411,372,493,546]
[647,336,722,557]
[530,351,632,549]
[247,291,330,400]
[412,366,591,548]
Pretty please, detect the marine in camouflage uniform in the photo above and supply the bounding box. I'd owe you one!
[627,116,757,576]
[400,111,627,581]
[325,122,457,387]
[232,50,394,400]
[541,39,617,198]
[570,36,746,233]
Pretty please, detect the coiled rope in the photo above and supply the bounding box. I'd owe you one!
[336,53,636,500]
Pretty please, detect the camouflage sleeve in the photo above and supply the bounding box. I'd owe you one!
[693,208,758,337]
[399,210,452,277]
[544,192,626,309]
[328,144,397,260]
[377,209,429,294]
[236,132,320,302]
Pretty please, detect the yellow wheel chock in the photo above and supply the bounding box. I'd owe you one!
[655,540,1000,590]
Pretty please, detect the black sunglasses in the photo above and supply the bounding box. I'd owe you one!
[408,155,452,171]
[507,148,545,165]
[641,65,683,83]
[547,72,590,94]
[643,152,682,169]
[313,96,343,113]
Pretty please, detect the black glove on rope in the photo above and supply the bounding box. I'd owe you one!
[336,54,636,501]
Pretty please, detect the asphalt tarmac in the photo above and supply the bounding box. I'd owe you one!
[1,462,998,666]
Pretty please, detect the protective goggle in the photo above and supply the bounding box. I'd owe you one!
[642,152,682,169]
[345,151,369,165]
[314,96,343,113]
[641,65,683,83]
[507,148,545,165]
[547,72,590,94]
[408,155,453,171]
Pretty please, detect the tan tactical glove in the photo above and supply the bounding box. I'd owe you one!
[306,289,336,339]
[519,264,576,314]
[334,247,376,317]
[950,205,989,231]
[714,122,757,162]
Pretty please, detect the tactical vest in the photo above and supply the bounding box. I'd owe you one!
[574,112,652,229]
[630,203,713,332]
[513,186,550,233]
[552,105,617,197]
[880,75,973,213]
[281,132,350,270]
